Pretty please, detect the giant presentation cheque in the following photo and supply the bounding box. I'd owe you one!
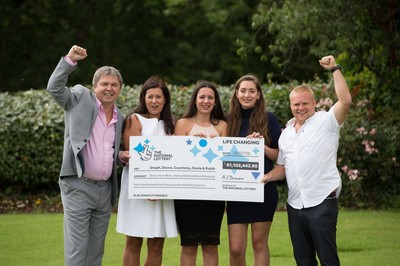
[129,136,264,202]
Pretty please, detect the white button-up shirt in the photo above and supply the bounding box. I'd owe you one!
[277,109,342,209]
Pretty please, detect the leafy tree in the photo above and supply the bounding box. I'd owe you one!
[243,0,399,103]
[162,0,271,85]
[0,0,270,91]
[242,0,400,207]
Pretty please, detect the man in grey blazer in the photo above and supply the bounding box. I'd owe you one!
[47,45,125,266]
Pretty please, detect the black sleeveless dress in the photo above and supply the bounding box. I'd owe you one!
[174,199,225,245]
[227,108,281,224]
[174,123,225,246]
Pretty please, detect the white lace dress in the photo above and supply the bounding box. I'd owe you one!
[116,114,178,238]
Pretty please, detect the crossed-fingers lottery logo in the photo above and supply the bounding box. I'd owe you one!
[133,139,173,161]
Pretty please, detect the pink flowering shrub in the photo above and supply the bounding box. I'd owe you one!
[265,79,400,209]
[1,77,398,209]
[339,98,399,208]
[311,84,400,208]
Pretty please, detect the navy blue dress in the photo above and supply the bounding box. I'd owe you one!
[227,108,281,224]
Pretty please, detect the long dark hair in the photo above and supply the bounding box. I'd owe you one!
[182,80,225,124]
[124,76,174,135]
[227,74,270,145]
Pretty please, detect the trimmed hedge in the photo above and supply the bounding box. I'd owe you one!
[1,81,399,208]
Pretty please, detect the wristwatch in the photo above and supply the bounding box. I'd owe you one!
[330,64,342,73]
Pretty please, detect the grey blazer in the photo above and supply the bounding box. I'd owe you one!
[47,58,124,206]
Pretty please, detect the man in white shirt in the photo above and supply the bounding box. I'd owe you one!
[261,55,352,266]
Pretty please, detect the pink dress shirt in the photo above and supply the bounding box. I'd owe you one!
[81,98,117,181]
[63,56,118,181]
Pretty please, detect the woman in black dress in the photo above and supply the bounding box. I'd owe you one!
[226,74,281,266]
[174,80,228,266]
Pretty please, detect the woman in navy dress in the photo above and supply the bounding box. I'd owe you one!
[226,74,281,266]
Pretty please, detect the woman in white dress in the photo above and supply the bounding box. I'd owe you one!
[116,76,178,266]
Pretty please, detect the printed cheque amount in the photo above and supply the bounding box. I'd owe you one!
[129,136,264,202]
[222,161,259,170]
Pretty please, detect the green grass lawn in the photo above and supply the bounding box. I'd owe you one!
[1,210,399,265]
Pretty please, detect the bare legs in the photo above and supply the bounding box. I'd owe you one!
[180,246,197,266]
[228,224,248,266]
[252,222,272,266]
[180,245,219,266]
[145,238,165,266]
[228,222,272,266]
[123,236,165,266]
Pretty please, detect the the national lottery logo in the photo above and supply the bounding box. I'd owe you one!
[133,142,153,161]
[133,138,173,161]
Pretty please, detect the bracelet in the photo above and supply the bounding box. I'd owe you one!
[330,64,342,73]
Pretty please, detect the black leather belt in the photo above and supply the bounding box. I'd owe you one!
[326,191,336,199]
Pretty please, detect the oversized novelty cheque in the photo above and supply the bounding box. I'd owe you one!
[129,136,264,202]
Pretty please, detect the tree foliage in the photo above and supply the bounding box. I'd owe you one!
[1,0,399,207]
[0,0,273,91]
[244,0,400,103]
[234,0,400,207]
[2,82,399,208]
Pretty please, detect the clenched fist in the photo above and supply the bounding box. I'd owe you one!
[66,45,88,62]
[319,55,337,70]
